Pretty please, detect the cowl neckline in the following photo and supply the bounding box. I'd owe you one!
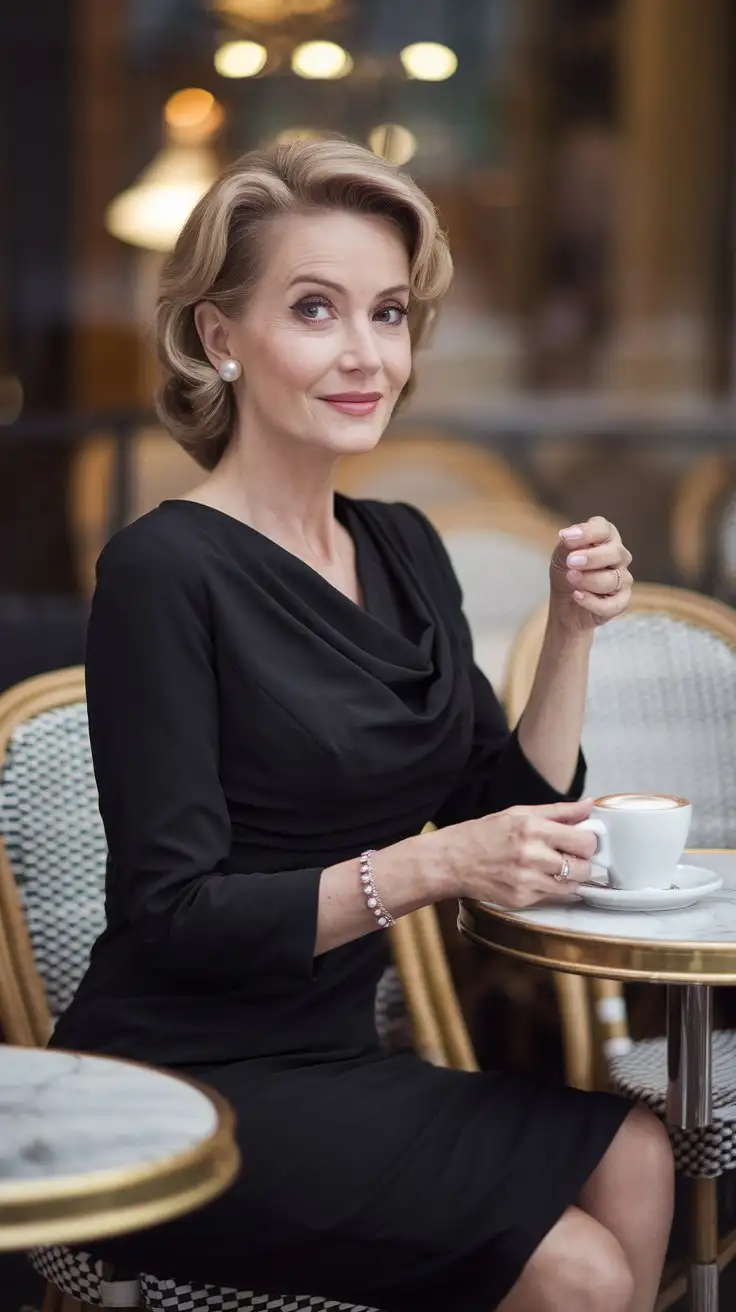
[157,496,457,725]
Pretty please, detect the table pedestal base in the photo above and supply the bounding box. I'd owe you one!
[688,1264,719,1312]
[666,984,717,1312]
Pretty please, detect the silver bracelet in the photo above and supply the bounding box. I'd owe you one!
[359,850,396,928]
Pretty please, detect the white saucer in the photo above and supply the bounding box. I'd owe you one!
[579,864,723,912]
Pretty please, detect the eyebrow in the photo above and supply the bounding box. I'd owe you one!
[287,275,410,298]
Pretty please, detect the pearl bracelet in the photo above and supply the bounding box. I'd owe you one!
[359,850,396,929]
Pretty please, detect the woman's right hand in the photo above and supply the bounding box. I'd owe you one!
[438,798,598,907]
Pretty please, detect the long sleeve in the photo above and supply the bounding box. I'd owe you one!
[86,534,323,986]
[396,506,586,827]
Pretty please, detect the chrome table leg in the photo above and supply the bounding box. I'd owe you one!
[667,984,717,1312]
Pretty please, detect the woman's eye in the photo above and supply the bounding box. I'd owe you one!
[294,297,332,322]
[375,303,409,326]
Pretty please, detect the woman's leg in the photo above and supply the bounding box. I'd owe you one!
[577,1106,675,1312]
[497,1204,634,1312]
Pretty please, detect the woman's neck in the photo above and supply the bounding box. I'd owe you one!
[186,424,345,568]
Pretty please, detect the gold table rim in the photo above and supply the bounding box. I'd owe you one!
[0,1047,240,1250]
[458,848,736,984]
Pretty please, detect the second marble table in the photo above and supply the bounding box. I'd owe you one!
[0,1045,239,1251]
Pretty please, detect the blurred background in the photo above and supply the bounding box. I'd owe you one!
[1,4,736,1303]
[2,0,736,1037]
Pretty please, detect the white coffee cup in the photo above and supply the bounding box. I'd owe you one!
[575,793,692,891]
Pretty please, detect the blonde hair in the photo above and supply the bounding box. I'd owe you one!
[155,138,453,470]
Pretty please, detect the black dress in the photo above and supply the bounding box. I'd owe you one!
[52,496,630,1311]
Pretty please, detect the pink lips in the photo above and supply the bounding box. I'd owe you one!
[320,392,383,417]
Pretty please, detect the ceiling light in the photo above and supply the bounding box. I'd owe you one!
[369,124,417,166]
[164,88,218,132]
[291,40,352,80]
[215,40,267,78]
[400,42,457,82]
[106,95,223,252]
[105,144,219,252]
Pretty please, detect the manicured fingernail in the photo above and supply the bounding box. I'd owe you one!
[567,552,587,567]
[567,570,583,583]
[560,525,584,539]
[573,590,586,601]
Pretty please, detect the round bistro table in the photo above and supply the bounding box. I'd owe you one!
[459,850,736,1312]
[0,1046,239,1252]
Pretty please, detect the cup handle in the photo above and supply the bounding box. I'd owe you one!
[574,817,611,871]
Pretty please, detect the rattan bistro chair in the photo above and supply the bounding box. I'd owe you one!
[670,455,732,591]
[0,670,475,1312]
[505,584,736,1308]
[505,584,736,852]
[709,487,736,607]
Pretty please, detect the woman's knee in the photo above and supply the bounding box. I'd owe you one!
[555,1223,633,1312]
[500,1207,634,1312]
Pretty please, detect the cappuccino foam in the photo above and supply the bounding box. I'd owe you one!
[598,793,683,812]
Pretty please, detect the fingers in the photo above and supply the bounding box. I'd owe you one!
[570,589,631,620]
[538,877,585,904]
[559,516,615,549]
[519,869,586,906]
[506,798,593,824]
[563,541,632,573]
[567,567,634,598]
[536,817,599,859]
[524,839,592,883]
[556,523,635,617]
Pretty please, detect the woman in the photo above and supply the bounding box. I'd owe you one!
[53,139,673,1312]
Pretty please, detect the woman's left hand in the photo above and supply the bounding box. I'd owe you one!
[549,516,633,633]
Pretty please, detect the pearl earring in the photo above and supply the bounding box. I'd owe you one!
[218,358,242,383]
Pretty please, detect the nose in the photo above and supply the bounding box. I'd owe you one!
[340,317,382,377]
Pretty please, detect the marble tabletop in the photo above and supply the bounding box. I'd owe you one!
[502,851,736,945]
[458,851,736,984]
[0,1046,239,1250]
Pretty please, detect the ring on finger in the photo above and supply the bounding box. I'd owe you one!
[602,567,623,598]
[553,856,571,883]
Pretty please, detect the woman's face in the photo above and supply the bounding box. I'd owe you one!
[216,209,413,455]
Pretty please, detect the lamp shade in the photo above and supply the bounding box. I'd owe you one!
[105,142,219,253]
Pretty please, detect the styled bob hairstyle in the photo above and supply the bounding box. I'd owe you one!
[154,137,453,470]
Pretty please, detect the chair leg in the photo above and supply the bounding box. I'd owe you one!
[41,1280,139,1312]
[552,971,594,1090]
[689,1176,719,1311]
[717,1222,736,1273]
[42,1283,63,1312]
[654,1263,687,1312]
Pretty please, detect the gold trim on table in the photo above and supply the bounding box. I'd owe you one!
[0,1062,240,1251]
[458,851,736,986]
